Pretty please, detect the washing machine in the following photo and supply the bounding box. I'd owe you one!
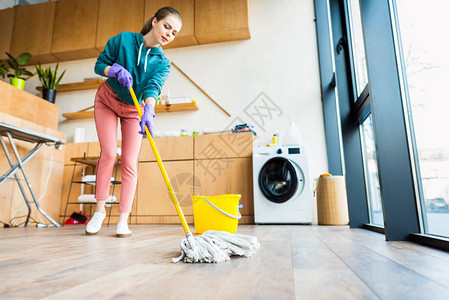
[253,145,312,224]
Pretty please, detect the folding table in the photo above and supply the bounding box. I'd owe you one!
[0,122,64,227]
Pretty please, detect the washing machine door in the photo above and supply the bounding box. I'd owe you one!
[258,157,301,203]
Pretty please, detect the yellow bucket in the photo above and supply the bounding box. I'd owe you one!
[192,194,242,234]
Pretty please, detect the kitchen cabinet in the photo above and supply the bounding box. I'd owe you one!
[0,81,59,130]
[51,0,100,61]
[195,0,250,45]
[7,142,65,226]
[86,141,104,157]
[96,0,145,52]
[2,0,251,65]
[0,110,66,226]
[194,132,253,224]
[137,160,194,219]
[139,136,194,162]
[10,2,57,64]
[0,180,13,224]
[194,132,253,159]
[137,136,194,223]
[0,8,14,61]
[63,142,88,165]
[194,157,254,224]
[145,0,198,49]
[62,132,254,224]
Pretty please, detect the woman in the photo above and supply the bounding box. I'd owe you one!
[85,7,182,237]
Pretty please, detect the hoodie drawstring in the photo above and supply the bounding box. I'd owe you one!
[137,43,151,72]
[144,49,150,72]
[137,43,143,66]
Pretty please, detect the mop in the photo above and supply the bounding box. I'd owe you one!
[129,87,260,263]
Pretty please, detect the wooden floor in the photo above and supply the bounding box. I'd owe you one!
[1,225,449,299]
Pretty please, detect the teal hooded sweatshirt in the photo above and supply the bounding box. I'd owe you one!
[94,31,170,105]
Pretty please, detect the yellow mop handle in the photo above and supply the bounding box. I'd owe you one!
[129,87,191,235]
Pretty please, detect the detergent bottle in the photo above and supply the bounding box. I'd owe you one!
[283,121,303,146]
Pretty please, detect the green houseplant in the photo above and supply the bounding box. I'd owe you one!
[5,52,33,90]
[35,63,66,103]
[0,61,8,79]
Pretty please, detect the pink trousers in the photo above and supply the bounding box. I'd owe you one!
[94,82,144,213]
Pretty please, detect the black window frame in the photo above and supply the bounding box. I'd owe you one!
[315,0,449,251]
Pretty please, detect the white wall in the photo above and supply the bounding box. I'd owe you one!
[18,0,329,223]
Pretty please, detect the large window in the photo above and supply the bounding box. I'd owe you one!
[316,0,449,247]
[346,0,383,227]
[394,0,449,237]
[360,114,383,226]
[347,0,368,98]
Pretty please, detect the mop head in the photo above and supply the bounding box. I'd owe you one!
[172,230,260,263]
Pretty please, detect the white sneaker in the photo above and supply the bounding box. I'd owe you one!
[116,222,132,238]
[85,212,106,235]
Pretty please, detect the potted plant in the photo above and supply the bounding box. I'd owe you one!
[0,61,8,79]
[35,63,66,103]
[5,52,33,90]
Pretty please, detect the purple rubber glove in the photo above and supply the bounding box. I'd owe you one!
[139,104,155,136]
[107,63,133,89]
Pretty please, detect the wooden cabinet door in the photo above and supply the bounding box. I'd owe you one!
[194,157,254,224]
[10,2,57,64]
[51,0,100,61]
[39,161,64,221]
[86,141,101,158]
[0,8,15,61]
[0,81,59,129]
[64,143,89,165]
[144,0,198,49]
[139,136,194,162]
[96,0,145,52]
[194,132,253,159]
[137,160,195,217]
[195,0,250,45]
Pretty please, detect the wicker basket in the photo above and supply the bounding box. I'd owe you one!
[316,175,349,225]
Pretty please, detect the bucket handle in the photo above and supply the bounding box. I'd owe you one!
[203,198,242,220]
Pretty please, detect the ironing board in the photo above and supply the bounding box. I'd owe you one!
[0,122,64,227]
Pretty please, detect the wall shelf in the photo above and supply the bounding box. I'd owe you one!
[62,102,199,120]
[36,79,106,93]
[62,110,95,120]
[155,102,199,113]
